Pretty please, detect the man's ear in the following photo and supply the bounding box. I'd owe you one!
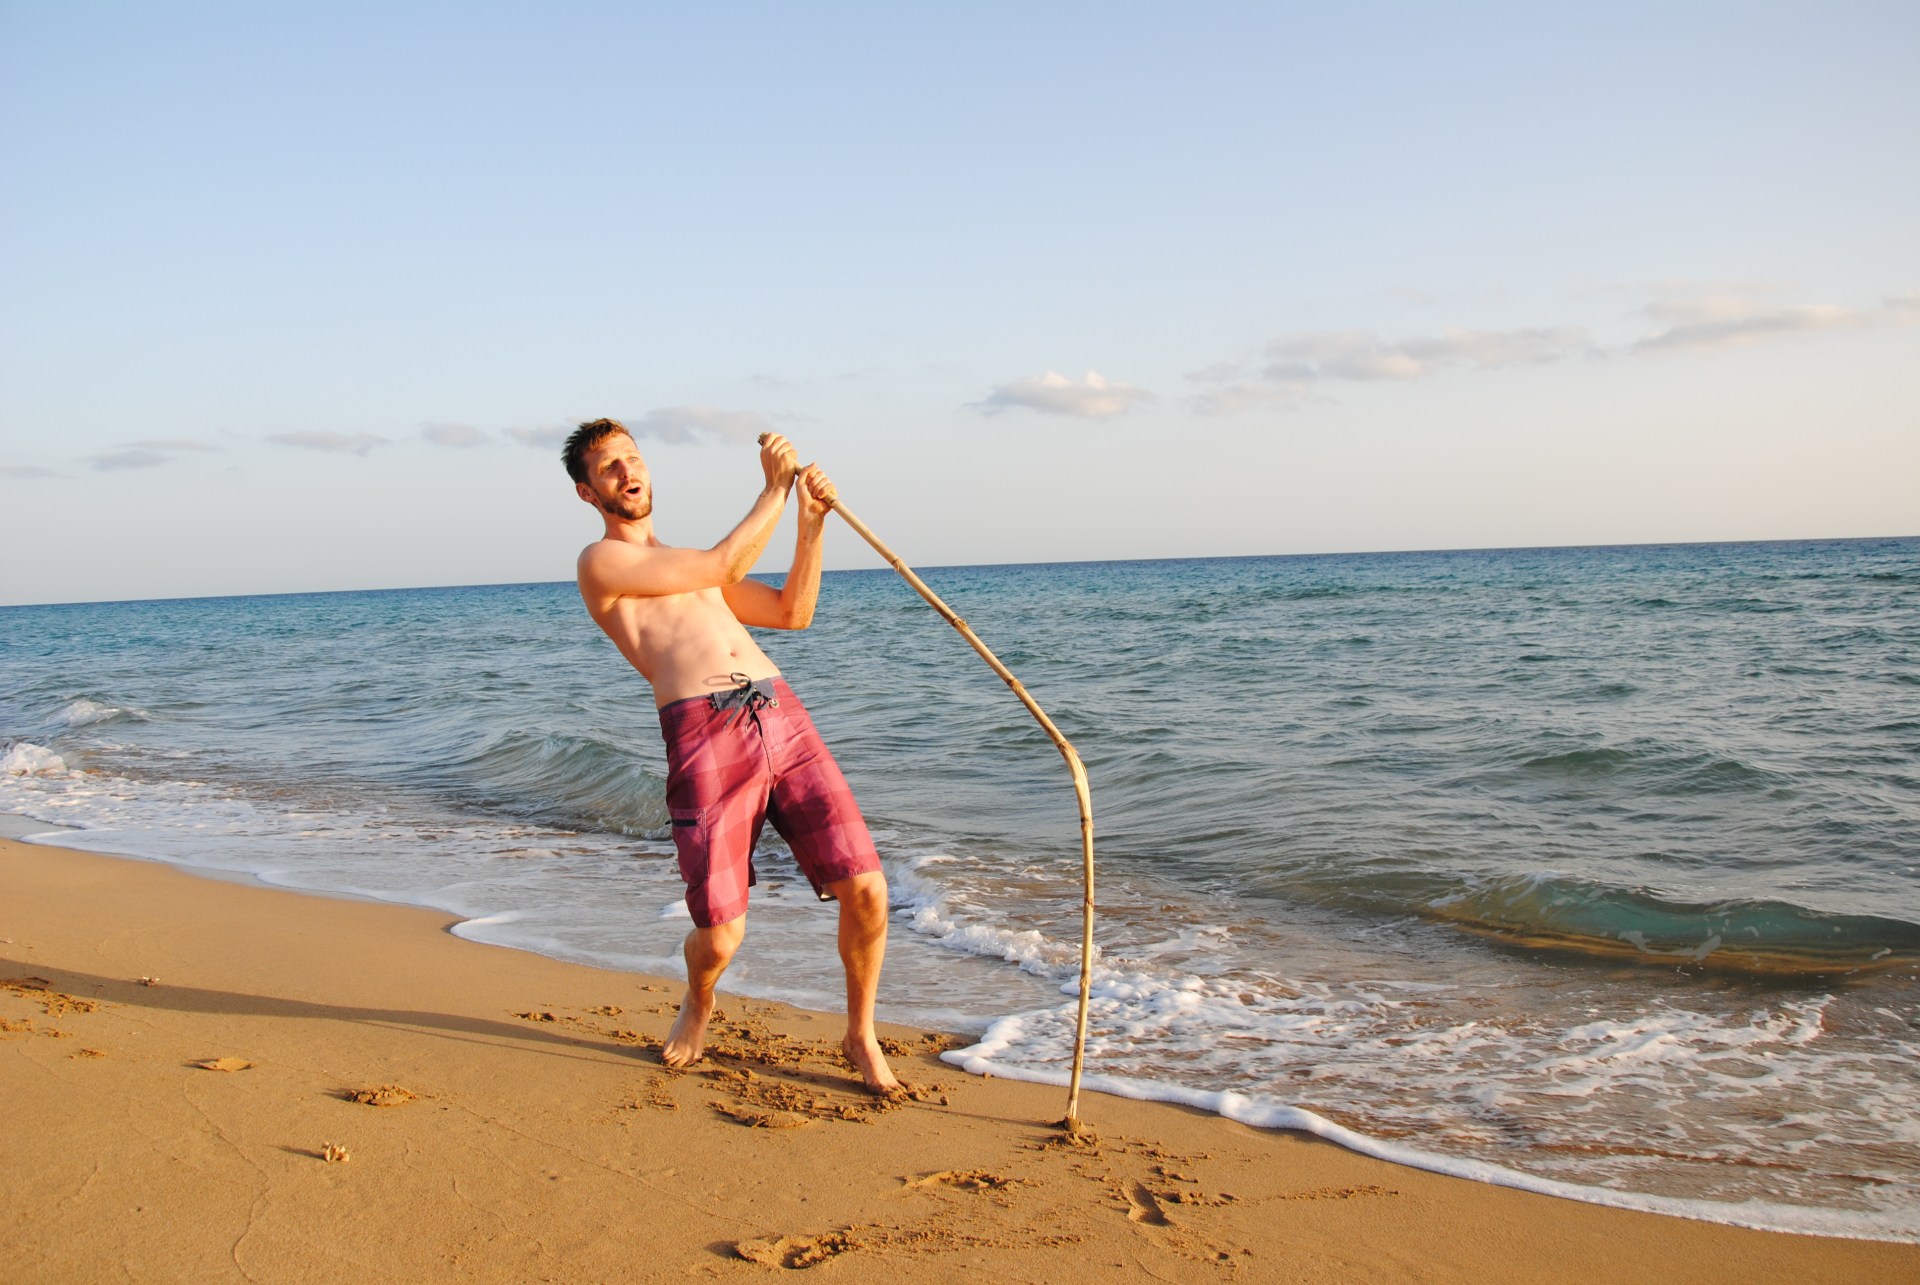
[575,481,598,508]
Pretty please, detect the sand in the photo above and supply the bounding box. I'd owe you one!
[2,836,1913,1283]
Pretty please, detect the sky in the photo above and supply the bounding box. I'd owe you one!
[2,1,1916,605]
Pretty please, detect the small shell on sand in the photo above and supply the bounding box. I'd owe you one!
[193,1057,253,1072]
[322,1143,350,1163]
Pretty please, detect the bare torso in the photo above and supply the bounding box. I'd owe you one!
[581,564,779,706]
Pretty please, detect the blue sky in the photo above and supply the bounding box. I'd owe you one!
[2,2,1915,605]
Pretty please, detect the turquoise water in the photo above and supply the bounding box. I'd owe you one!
[3,537,1917,1235]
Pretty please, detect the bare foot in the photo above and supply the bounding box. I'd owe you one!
[842,1032,902,1094]
[661,992,714,1068]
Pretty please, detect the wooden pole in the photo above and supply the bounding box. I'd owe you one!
[819,496,1098,1130]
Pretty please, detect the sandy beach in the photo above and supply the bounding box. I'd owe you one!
[2,835,1913,1283]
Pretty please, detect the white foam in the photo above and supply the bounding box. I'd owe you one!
[452,910,527,933]
[52,698,144,729]
[889,851,1090,977]
[922,943,1920,1242]
[1,741,67,776]
[943,1036,1918,1241]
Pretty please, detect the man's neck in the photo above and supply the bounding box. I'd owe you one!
[601,514,658,546]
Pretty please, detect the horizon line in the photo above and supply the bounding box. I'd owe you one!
[3,532,1914,611]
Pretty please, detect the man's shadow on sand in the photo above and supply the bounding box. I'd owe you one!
[5,963,650,1068]
[5,963,914,1104]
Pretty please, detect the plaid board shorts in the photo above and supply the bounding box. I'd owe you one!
[658,677,881,928]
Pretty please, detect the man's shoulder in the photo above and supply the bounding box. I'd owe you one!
[579,536,674,570]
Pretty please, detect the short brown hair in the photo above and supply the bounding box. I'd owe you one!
[563,418,632,483]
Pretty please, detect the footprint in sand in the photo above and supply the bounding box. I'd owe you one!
[347,1085,416,1107]
[1126,1181,1171,1226]
[192,1057,253,1072]
[712,1103,814,1129]
[902,1170,1025,1193]
[734,1232,858,1269]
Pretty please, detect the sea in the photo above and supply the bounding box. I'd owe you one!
[3,537,1916,1240]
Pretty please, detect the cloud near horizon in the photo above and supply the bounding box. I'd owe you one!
[1188,287,1915,414]
[501,408,772,451]
[421,422,492,448]
[624,406,772,444]
[1264,325,1594,383]
[90,448,175,471]
[128,438,220,452]
[1187,324,1594,415]
[971,370,1155,419]
[2,463,62,479]
[266,431,390,457]
[86,437,224,471]
[1629,290,1892,354]
[503,425,568,450]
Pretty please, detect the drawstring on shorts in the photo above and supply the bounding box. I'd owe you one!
[710,672,780,730]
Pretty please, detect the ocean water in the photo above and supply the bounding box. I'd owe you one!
[3,537,1917,1239]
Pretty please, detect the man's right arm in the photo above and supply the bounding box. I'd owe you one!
[578,438,798,602]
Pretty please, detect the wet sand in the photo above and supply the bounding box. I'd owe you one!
[2,836,1913,1282]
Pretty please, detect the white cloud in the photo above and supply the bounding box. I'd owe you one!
[83,437,224,470]
[127,438,219,452]
[971,370,1155,419]
[1260,326,1594,383]
[2,464,61,479]
[421,423,491,448]
[1628,284,1920,354]
[1190,382,1314,417]
[1633,295,1865,354]
[1401,327,1596,368]
[90,448,174,471]
[624,406,772,444]
[504,425,569,449]
[503,409,771,450]
[1199,285,1917,420]
[1186,323,1594,414]
[266,431,390,457]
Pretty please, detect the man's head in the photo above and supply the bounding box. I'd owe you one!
[563,418,631,484]
[565,418,651,522]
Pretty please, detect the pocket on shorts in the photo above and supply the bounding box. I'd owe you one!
[667,806,706,871]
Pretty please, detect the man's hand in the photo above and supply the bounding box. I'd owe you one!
[759,432,799,495]
[796,463,837,525]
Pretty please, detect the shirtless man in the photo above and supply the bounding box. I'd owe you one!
[564,418,899,1093]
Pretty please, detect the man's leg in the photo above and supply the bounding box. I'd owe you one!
[824,870,900,1092]
[662,915,745,1068]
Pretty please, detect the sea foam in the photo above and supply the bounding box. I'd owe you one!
[1,741,67,776]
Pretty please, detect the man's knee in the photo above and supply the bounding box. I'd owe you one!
[827,870,889,923]
[690,915,746,961]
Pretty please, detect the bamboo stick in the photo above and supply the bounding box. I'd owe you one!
[795,479,1097,1130]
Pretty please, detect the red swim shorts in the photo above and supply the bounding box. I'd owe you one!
[657,677,881,928]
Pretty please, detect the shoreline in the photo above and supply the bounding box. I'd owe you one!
[4,836,1915,1281]
[10,816,1915,1244]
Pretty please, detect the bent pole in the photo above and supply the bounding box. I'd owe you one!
[820,497,1097,1129]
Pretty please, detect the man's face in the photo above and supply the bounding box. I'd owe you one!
[577,433,652,521]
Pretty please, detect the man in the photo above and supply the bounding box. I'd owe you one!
[564,418,899,1093]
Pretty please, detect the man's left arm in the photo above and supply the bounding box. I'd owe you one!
[723,464,834,630]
